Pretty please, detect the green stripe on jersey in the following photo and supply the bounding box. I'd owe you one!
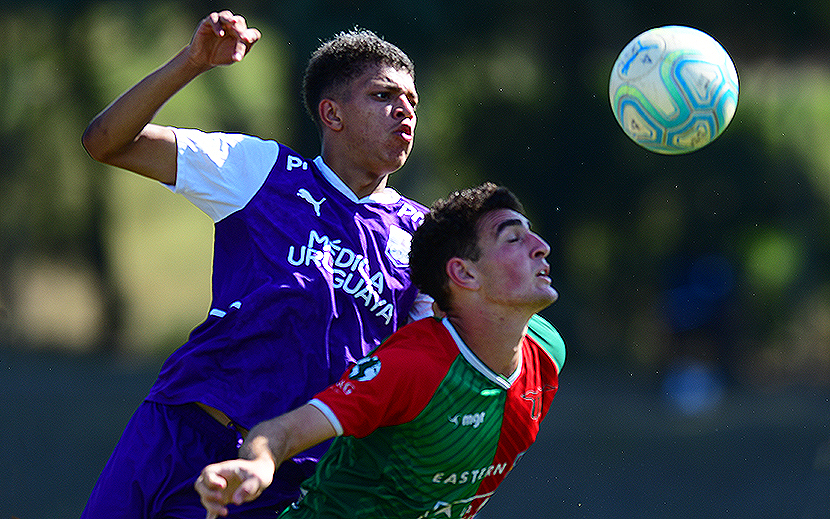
[286,355,509,518]
[527,313,566,372]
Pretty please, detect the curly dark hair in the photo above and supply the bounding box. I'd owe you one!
[410,183,525,312]
[302,28,415,132]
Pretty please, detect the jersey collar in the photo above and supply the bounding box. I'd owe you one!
[314,156,402,205]
[441,317,523,389]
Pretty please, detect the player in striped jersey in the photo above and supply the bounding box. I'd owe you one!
[196,183,565,518]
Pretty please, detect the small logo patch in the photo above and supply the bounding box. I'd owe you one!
[385,225,412,267]
[297,188,326,217]
[349,356,381,382]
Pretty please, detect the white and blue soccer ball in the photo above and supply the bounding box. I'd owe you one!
[609,25,739,154]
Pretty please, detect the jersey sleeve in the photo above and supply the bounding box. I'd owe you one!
[167,128,279,222]
[527,313,566,373]
[311,319,453,438]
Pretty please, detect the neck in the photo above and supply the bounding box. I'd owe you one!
[344,172,388,199]
[446,309,531,378]
[321,149,390,199]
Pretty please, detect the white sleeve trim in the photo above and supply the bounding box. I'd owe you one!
[167,128,279,222]
[442,317,515,389]
[308,398,344,436]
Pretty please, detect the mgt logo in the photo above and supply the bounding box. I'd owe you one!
[448,411,486,429]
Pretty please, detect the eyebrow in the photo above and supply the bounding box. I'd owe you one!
[495,218,529,236]
[372,77,418,104]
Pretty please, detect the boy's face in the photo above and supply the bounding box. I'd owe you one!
[470,209,558,312]
[335,64,418,176]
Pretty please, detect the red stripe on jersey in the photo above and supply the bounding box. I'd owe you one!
[465,334,560,518]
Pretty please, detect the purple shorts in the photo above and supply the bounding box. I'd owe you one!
[81,401,314,519]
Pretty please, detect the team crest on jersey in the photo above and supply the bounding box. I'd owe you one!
[349,356,381,382]
[520,385,557,420]
[385,225,412,267]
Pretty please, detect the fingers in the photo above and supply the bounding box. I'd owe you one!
[206,11,261,44]
[195,469,231,518]
[195,460,270,516]
[188,10,261,68]
[193,10,259,64]
[232,474,267,503]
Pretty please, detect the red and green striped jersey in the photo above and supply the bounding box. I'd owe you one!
[281,314,565,519]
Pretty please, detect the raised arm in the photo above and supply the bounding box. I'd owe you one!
[195,403,336,518]
[81,11,260,185]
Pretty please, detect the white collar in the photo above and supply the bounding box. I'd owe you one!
[441,317,523,389]
[314,156,401,204]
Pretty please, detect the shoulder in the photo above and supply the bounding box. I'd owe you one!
[390,189,429,222]
[366,318,459,386]
[359,187,428,231]
[376,317,455,364]
[393,190,429,213]
[526,314,566,373]
[315,318,457,435]
[173,128,279,159]
[169,129,281,222]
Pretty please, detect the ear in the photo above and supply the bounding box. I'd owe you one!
[446,258,480,291]
[319,99,343,131]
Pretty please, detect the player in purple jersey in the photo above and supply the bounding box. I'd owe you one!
[195,183,564,519]
[80,10,430,519]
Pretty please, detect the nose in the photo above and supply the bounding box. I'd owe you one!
[532,233,550,259]
[394,95,416,119]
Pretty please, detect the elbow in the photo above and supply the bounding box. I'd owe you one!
[81,120,115,164]
[81,123,104,163]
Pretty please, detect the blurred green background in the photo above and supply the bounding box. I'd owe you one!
[1,0,828,517]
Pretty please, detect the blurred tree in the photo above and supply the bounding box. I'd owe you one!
[0,5,117,351]
[0,0,827,387]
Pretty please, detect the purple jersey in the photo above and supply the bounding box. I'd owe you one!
[146,133,427,455]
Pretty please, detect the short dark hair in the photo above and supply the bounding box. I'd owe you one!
[410,183,525,312]
[302,28,415,131]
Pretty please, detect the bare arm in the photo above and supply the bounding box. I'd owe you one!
[195,404,336,518]
[81,11,261,185]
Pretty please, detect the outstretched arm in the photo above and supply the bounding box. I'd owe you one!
[195,403,336,518]
[81,10,261,185]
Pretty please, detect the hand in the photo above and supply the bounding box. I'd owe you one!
[187,10,261,70]
[195,457,275,518]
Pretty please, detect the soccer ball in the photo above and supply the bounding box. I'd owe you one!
[609,25,739,154]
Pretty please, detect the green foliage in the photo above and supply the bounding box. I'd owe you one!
[1,0,828,386]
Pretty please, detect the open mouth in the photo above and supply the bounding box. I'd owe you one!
[397,123,414,141]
